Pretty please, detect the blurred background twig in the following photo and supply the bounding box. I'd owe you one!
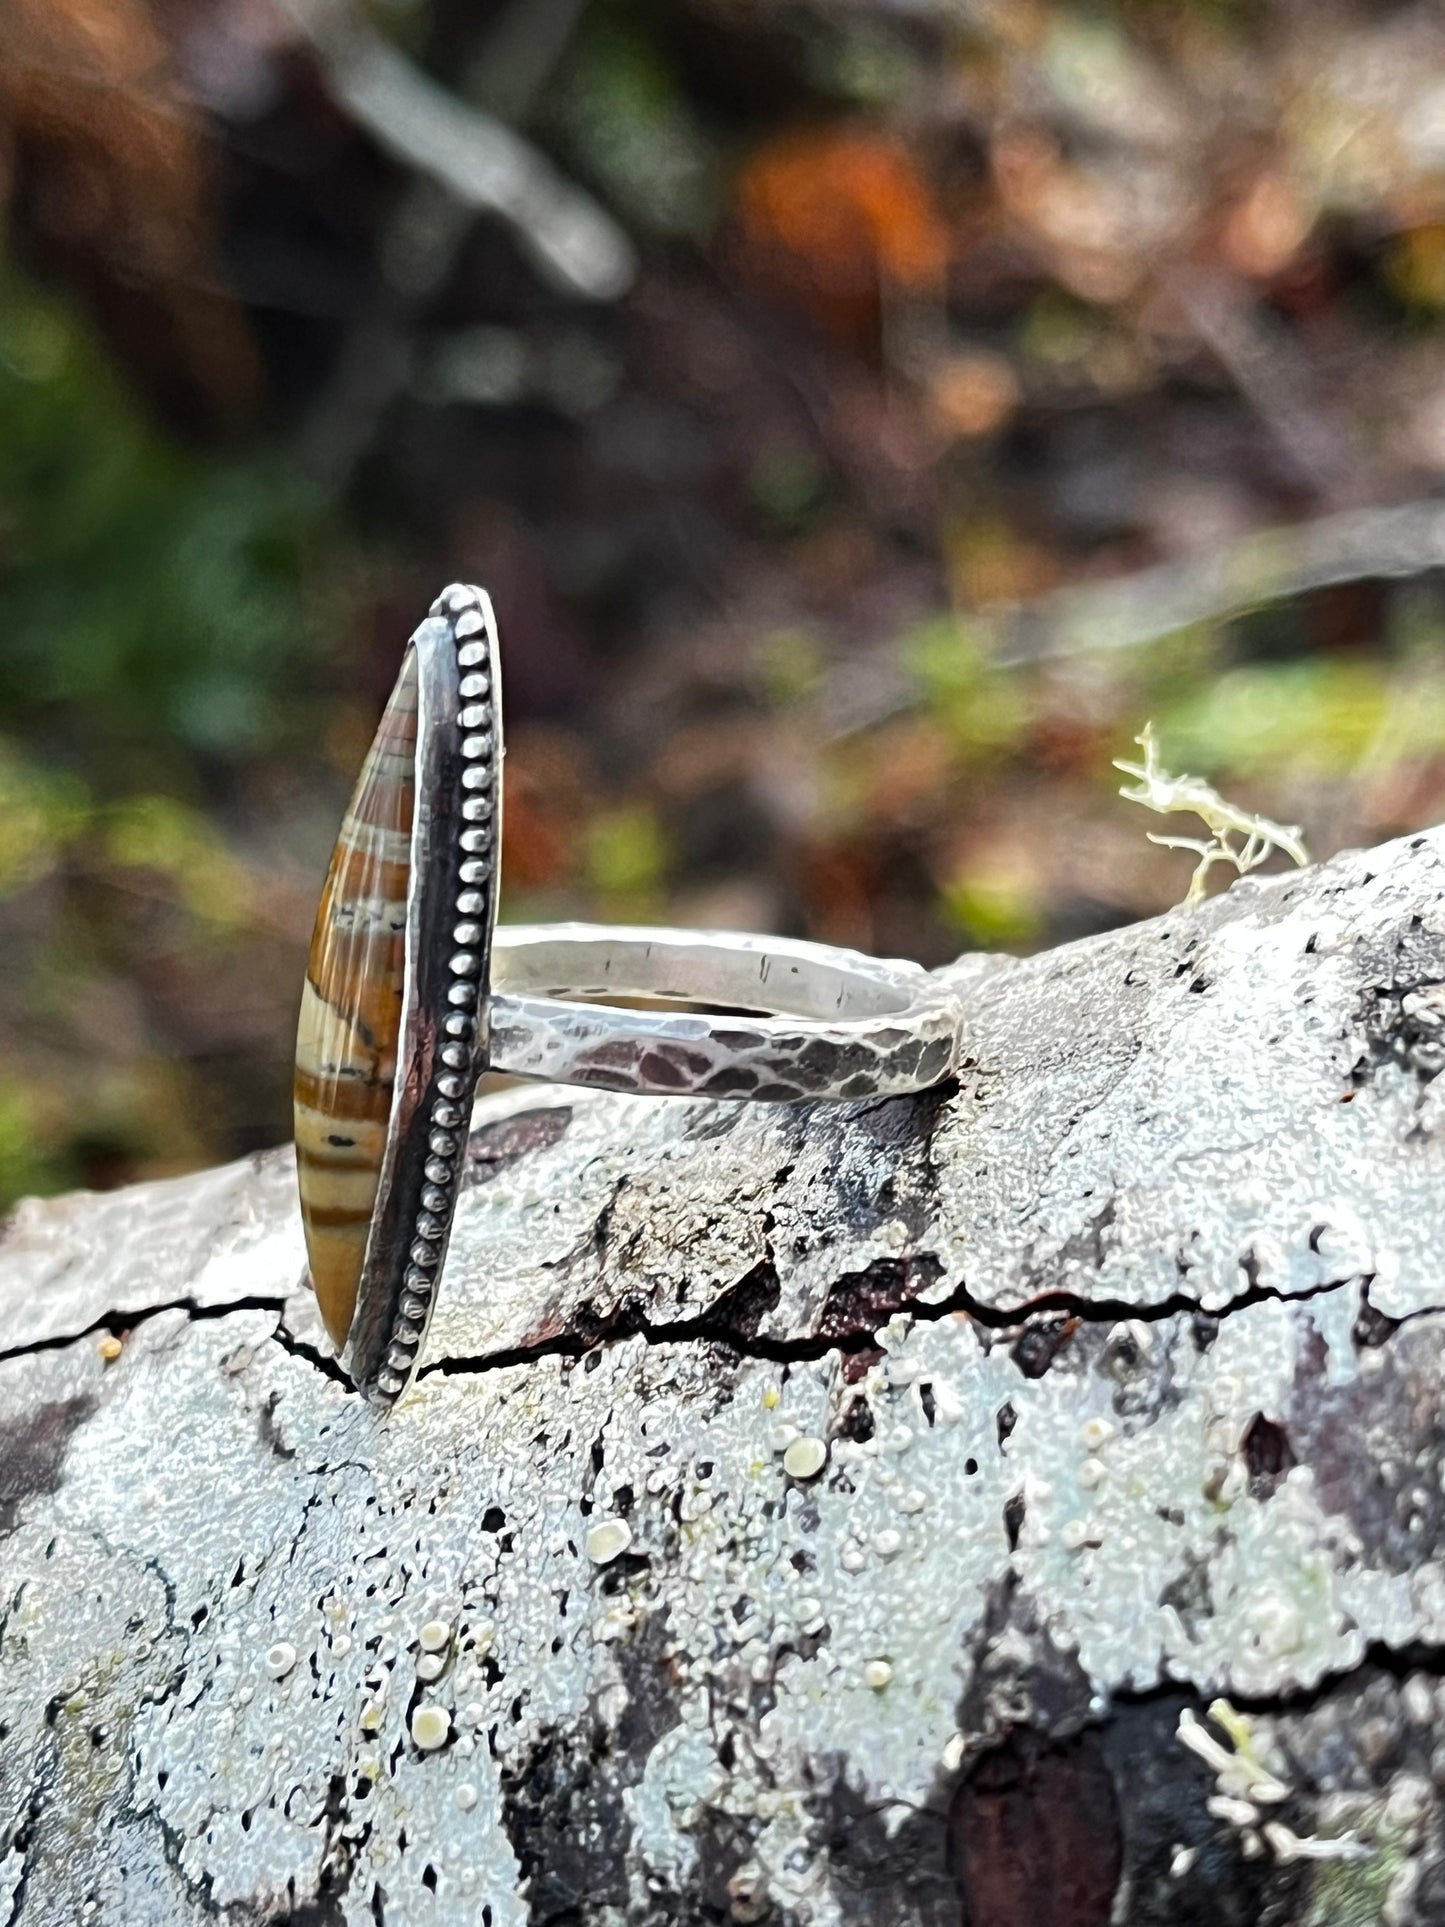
[0,0,1443,1204]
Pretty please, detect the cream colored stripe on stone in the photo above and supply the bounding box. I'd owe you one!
[295,1102,388,1162]
[336,821,414,867]
[295,981,381,1081]
[296,1162,381,1212]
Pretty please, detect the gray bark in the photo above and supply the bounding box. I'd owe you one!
[4,827,1445,1925]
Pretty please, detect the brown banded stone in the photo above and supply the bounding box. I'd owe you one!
[294,652,418,1346]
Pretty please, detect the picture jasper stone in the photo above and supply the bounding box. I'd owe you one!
[294,652,418,1345]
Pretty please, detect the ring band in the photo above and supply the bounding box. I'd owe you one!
[488,925,961,1100]
[294,585,502,1405]
[295,586,963,1404]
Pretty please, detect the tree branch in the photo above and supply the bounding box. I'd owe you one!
[4,829,1445,1921]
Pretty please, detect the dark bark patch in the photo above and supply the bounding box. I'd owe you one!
[840,1344,884,1383]
[257,1389,296,1462]
[836,1395,875,1443]
[827,1779,961,1925]
[955,1581,1094,1749]
[1352,1296,1399,1350]
[1011,1316,1076,1379]
[282,1846,352,1923]
[1157,1543,1217,1641]
[817,1256,939,1343]
[1003,1494,1025,1551]
[703,1261,782,1345]
[0,1394,96,1536]
[1241,1413,1296,1498]
[1190,1312,1220,1352]
[612,1607,681,1762]
[1349,977,1445,1090]
[1098,1694,1295,1926]
[852,1080,958,1156]
[1283,1316,1445,1577]
[464,1106,572,1185]
[499,1613,679,1921]
[499,1723,630,1921]
[688,1809,760,1922]
[810,1081,956,1241]
[949,1727,1121,1927]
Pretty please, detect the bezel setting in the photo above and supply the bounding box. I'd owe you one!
[336,585,504,1407]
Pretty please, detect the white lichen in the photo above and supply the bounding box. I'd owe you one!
[1260,1819,1372,1865]
[782,1437,828,1481]
[410,1705,451,1751]
[584,1518,633,1564]
[1178,1700,1373,1869]
[1177,1701,1289,1806]
[1115,724,1308,906]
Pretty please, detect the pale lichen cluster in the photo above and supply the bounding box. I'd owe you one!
[1116,721,1309,904]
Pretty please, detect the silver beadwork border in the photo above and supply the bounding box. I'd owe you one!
[340,584,503,1407]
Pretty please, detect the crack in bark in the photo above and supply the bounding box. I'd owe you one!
[0,1294,292,1367]
[272,1319,354,1389]
[416,1263,1380,1382]
[2,1260,1425,1406]
[0,1294,362,1398]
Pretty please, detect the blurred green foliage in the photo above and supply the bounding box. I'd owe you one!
[939,872,1044,949]
[0,264,329,761]
[907,620,1032,760]
[1160,659,1445,779]
[586,803,671,911]
[0,1078,55,1202]
[0,742,88,895]
[552,13,717,237]
[0,258,344,1205]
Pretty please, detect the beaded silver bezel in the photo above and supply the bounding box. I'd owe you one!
[334,584,504,1407]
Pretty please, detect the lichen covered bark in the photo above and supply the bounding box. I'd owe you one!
[4,830,1445,1924]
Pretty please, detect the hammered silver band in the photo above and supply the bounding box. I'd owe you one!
[487,925,962,1100]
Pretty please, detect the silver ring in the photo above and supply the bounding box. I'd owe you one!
[488,925,961,1101]
[295,586,962,1404]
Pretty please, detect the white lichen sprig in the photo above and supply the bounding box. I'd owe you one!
[1176,1701,1372,1868]
[1115,724,1309,906]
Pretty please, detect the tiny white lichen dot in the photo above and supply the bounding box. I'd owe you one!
[585,1517,633,1564]
[411,1705,451,1751]
[782,1436,827,1480]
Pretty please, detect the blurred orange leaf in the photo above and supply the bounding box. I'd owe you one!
[735,126,950,341]
[0,0,259,424]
